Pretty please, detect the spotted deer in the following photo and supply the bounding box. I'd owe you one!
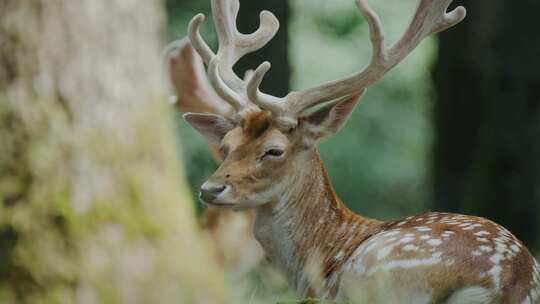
[165,38,264,276]
[183,0,540,302]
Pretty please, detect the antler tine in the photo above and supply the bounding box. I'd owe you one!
[246,62,299,128]
[188,14,215,65]
[245,0,387,127]
[188,0,280,120]
[240,11,281,57]
[286,0,466,117]
[189,0,465,128]
[207,57,246,111]
[389,0,466,64]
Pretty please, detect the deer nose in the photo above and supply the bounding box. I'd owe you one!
[200,183,227,203]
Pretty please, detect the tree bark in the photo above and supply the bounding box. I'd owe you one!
[432,0,540,251]
[0,1,228,303]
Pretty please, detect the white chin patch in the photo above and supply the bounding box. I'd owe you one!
[250,180,286,206]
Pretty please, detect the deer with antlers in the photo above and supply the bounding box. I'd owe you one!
[182,0,540,302]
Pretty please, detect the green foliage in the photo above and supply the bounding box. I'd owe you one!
[314,9,364,37]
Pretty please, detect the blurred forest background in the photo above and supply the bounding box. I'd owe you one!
[0,0,538,303]
[168,0,540,251]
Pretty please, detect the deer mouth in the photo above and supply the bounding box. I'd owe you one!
[204,201,234,207]
[198,193,235,208]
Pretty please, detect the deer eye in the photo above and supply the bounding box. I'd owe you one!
[262,148,284,159]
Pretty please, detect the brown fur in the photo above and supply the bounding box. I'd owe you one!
[241,111,271,139]
[376,213,537,303]
[265,152,539,302]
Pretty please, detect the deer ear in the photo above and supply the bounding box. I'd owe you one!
[301,90,365,141]
[184,113,234,145]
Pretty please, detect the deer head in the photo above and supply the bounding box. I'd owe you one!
[185,0,466,210]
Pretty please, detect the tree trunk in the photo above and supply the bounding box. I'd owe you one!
[0,1,229,303]
[432,0,540,251]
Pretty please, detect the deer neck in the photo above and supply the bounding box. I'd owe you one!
[254,150,382,297]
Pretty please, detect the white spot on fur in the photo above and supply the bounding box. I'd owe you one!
[427,239,442,246]
[494,237,507,244]
[399,237,415,244]
[510,244,521,253]
[385,237,398,244]
[377,245,394,261]
[383,230,401,237]
[441,231,455,239]
[463,225,481,231]
[472,250,482,257]
[338,222,348,233]
[479,245,493,253]
[495,242,507,253]
[490,253,504,264]
[474,231,491,236]
[445,286,494,304]
[367,256,442,276]
[363,241,379,254]
[488,265,502,289]
[403,244,419,252]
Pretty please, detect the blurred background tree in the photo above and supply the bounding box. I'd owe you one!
[0,0,228,303]
[433,0,540,251]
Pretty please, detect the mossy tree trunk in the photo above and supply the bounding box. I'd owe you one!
[432,0,540,250]
[0,1,229,303]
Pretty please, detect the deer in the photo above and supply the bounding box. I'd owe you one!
[182,0,540,302]
[165,38,265,276]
